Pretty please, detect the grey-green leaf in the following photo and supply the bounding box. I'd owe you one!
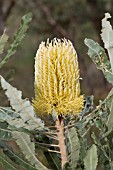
[13,131,49,170]
[105,88,113,136]
[101,13,113,72]
[104,70,113,85]
[84,38,113,85]
[0,31,8,54]
[0,107,19,122]
[67,127,80,170]
[0,12,32,69]
[84,38,111,71]
[0,76,44,131]
[0,126,12,140]
[84,144,98,170]
[80,95,94,117]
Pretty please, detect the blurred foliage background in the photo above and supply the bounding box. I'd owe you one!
[0,0,113,106]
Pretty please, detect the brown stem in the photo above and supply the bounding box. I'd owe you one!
[56,116,67,169]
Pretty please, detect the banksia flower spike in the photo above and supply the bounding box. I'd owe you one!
[33,38,84,116]
[33,38,84,169]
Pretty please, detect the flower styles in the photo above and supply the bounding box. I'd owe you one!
[33,38,84,115]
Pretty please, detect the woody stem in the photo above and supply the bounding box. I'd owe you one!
[56,116,67,169]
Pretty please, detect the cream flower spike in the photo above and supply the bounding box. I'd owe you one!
[33,38,84,115]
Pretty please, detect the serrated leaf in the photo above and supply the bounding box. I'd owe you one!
[84,144,98,170]
[0,76,44,131]
[101,13,113,72]
[67,127,80,170]
[84,38,113,85]
[0,150,17,170]
[0,12,32,69]
[13,131,48,170]
[0,31,8,54]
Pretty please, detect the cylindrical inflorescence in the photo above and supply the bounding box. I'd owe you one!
[33,38,84,115]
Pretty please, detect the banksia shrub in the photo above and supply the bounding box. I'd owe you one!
[33,38,84,115]
[1,12,113,170]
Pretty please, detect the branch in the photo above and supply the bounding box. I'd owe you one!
[37,1,67,37]
[3,0,16,21]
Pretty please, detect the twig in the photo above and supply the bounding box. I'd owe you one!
[3,0,16,21]
[82,126,91,138]
[48,126,57,130]
[46,135,58,140]
[36,1,67,37]
[43,132,57,135]
[35,141,59,148]
[64,124,75,130]
[47,149,60,154]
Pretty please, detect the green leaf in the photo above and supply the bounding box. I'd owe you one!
[106,88,113,109]
[63,162,71,170]
[66,127,80,170]
[0,76,44,131]
[45,152,61,170]
[0,107,19,122]
[0,126,12,140]
[0,31,8,54]
[107,88,113,99]
[0,107,25,128]
[0,12,32,69]
[0,121,12,140]
[84,38,113,85]
[101,13,113,72]
[0,107,29,130]
[84,144,98,170]
[0,141,37,170]
[104,70,113,85]
[13,131,49,170]
[0,150,17,170]
[84,38,111,70]
[105,88,113,136]
[81,95,94,117]
[3,145,38,170]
